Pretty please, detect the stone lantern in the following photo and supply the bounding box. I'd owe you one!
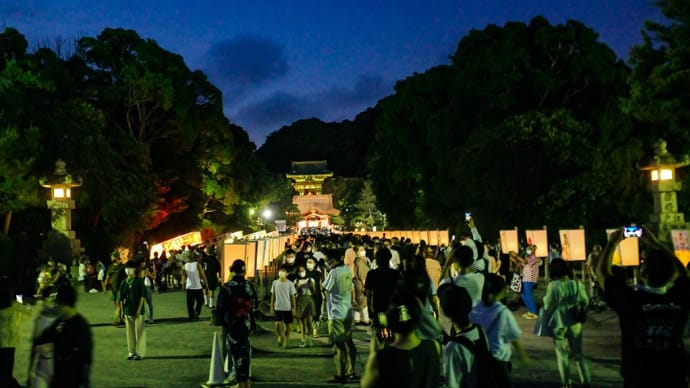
[39,159,83,255]
[639,139,690,241]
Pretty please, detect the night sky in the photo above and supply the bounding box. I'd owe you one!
[2,0,662,145]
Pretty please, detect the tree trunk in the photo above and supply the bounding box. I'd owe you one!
[3,211,11,235]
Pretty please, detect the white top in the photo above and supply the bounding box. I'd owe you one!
[184,262,202,290]
[443,325,480,388]
[441,272,485,306]
[271,279,297,311]
[389,248,401,270]
[469,303,522,362]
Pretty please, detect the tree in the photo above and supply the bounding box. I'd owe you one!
[352,179,384,230]
[624,0,690,153]
[371,17,639,236]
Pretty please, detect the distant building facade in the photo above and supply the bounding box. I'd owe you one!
[286,161,340,231]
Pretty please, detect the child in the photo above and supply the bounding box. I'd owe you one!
[271,265,297,349]
[118,261,146,360]
[469,273,528,386]
[294,265,316,347]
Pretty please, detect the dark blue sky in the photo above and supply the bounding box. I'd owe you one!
[1,0,662,145]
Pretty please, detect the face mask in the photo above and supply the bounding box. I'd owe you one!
[125,268,136,276]
[286,256,295,264]
[306,263,315,271]
[526,249,532,255]
[279,271,287,278]
[299,272,306,278]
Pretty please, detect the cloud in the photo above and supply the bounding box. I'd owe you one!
[232,74,392,143]
[206,35,288,95]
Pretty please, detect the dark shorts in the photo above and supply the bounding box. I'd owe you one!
[274,310,293,324]
[205,275,219,290]
[329,317,353,343]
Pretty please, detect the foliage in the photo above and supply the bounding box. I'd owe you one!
[370,17,644,236]
[257,107,378,176]
[37,230,72,264]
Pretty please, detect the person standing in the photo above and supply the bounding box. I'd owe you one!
[119,261,146,360]
[271,265,298,348]
[105,251,126,326]
[353,245,371,325]
[542,259,591,388]
[203,244,221,308]
[294,266,316,347]
[138,259,155,324]
[306,257,324,338]
[323,249,357,383]
[596,227,690,388]
[182,253,208,321]
[34,283,92,387]
[216,260,258,388]
[510,245,540,319]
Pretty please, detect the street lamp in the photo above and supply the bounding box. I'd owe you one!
[639,139,690,241]
[39,159,83,255]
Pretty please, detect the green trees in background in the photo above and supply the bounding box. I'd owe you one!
[370,17,647,236]
[0,28,281,261]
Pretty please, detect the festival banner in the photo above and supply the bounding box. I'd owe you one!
[559,229,586,261]
[499,229,519,254]
[605,228,640,266]
[671,230,690,266]
[525,229,548,258]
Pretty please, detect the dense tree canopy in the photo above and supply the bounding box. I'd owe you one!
[0,28,280,260]
[370,17,647,237]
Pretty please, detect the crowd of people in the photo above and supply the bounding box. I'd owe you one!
[11,221,690,388]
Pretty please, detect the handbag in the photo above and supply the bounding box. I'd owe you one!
[533,307,553,337]
[510,273,522,293]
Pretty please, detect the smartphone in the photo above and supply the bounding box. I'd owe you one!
[15,294,23,304]
[623,225,643,238]
[465,212,472,221]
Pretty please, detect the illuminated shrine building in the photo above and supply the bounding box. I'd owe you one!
[286,161,340,230]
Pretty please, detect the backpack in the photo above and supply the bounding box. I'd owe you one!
[451,325,500,388]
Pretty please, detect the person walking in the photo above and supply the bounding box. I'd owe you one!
[216,260,258,388]
[542,259,591,388]
[470,274,529,387]
[33,283,92,388]
[510,245,540,319]
[182,253,208,321]
[271,265,298,348]
[139,259,155,324]
[323,249,357,383]
[203,244,221,309]
[119,261,146,360]
[353,245,371,325]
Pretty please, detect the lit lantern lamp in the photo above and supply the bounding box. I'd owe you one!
[638,140,690,240]
[39,159,83,255]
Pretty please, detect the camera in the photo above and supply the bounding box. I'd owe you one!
[623,225,643,238]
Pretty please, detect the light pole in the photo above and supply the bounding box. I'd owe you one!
[639,139,690,243]
[39,159,83,256]
[262,209,272,231]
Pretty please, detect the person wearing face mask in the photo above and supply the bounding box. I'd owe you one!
[294,266,316,347]
[271,265,298,348]
[353,245,371,325]
[510,245,540,319]
[306,258,324,337]
[118,261,146,360]
[283,249,298,281]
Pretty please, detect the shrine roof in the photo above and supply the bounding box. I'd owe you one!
[288,160,332,175]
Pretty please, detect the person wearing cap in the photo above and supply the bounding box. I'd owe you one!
[216,259,258,388]
[34,283,92,387]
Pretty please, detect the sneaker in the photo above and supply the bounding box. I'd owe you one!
[328,375,347,384]
[133,354,143,360]
[524,312,538,320]
[298,340,307,348]
[89,288,99,293]
[127,353,135,360]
